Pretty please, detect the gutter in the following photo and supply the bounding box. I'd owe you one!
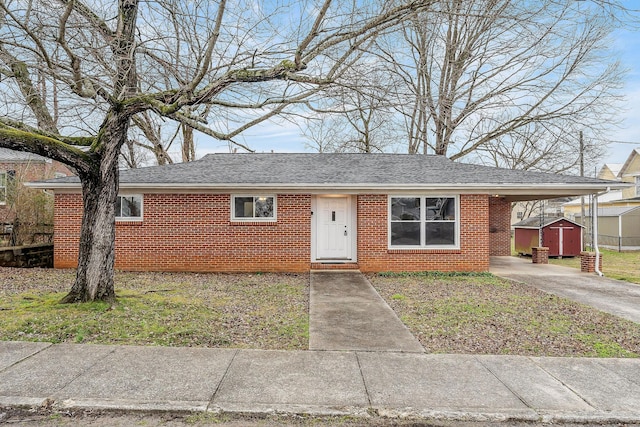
[25,181,630,193]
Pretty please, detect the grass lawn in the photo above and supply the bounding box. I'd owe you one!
[2,268,640,357]
[549,248,640,284]
[0,269,309,349]
[370,272,640,357]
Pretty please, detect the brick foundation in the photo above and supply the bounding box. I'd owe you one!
[580,251,603,273]
[532,247,549,264]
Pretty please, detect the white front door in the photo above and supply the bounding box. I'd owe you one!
[316,196,351,260]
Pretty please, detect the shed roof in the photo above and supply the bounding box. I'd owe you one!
[513,216,583,229]
[29,153,627,201]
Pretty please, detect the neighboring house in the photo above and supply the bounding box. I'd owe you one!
[562,189,637,219]
[0,147,74,245]
[562,149,640,251]
[0,147,73,217]
[563,158,640,219]
[618,148,640,201]
[511,198,570,225]
[513,217,583,257]
[597,163,623,181]
[29,153,623,273]
[575,207,640,250]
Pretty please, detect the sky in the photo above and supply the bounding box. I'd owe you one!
[191,12,640,175]
[606,24,640,168]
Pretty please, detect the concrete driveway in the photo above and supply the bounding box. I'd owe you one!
[490,256,640,323]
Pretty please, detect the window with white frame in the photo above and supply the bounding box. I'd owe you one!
[389,196,458,248]
[115,195,142,220]
[232,195,275,220]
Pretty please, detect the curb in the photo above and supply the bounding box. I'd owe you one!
[4,397,640,425]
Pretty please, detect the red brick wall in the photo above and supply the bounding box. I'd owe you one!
[356,194,490,272]
[488,197,511,256]
[53,194,83,268]
[54,193,311,272]
[55,192,495,273]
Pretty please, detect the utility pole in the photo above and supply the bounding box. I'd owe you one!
[579,131,586,250]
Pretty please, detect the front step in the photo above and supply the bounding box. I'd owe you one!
[310,262,360,271]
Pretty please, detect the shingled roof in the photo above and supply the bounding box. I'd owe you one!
[0,147,49,163]
[30,153,627,201]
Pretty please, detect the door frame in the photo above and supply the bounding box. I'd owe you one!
[311,195,357,263]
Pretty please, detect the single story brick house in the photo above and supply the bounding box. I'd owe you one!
[29,153,623,273]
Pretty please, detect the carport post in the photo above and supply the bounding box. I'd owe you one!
[592,188,610,276]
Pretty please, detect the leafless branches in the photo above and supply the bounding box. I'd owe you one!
[325,0,629,173]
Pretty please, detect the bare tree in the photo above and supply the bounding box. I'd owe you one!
[0,0,433,302]
[303,68,401,153]
[375,0,625,169]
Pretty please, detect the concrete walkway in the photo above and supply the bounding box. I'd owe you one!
[2,341,640,423]
[490,256,640,323]
[309,271,423,352]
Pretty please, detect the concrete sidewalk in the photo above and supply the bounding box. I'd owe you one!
[490,256,640,323]
[309,271,423,352]
[2,341,640,423]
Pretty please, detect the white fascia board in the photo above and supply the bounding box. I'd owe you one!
[26,181,628,195]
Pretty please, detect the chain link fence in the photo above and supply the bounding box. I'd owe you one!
[583,231,640,251]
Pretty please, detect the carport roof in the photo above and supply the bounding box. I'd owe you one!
[29,153,627,200]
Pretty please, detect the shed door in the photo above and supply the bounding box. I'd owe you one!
[544,227,560,257]
[316,196,351,260]
[561,226,580,256]
[563,227,582,256]
[548,225,579,256]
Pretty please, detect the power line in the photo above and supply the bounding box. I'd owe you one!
[607,140,640,144]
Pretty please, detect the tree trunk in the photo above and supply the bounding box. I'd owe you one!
[182,124,195,162]
[60,113,127,304]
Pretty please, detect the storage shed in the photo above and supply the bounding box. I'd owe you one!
[514,217,583,257]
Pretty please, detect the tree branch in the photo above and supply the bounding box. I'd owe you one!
[0,122,93,174]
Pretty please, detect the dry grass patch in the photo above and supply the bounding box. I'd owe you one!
[549,249,640,284]
[371,272,640,357]
[0,268,309,349]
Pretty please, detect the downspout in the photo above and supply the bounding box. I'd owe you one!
[592,187,611,277]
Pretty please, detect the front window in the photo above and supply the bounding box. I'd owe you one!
[115,195,142,220]
[232,195,275,220]
[389,196,458,248]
